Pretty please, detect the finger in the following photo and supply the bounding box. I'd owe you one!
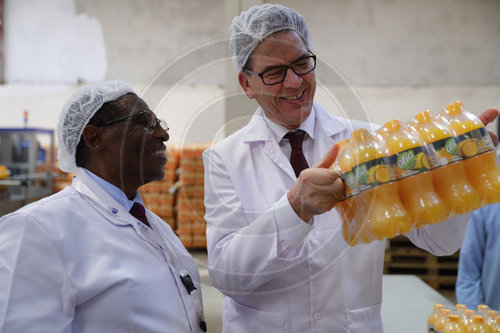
[314,143,339,169]
[478,108,499,126]
[301,168,340,186]
[305,180,345,202]
[333,178,346,201]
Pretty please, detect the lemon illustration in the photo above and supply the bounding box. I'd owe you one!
[421,154,431,169]
[414,152,424,169]
[366,165,380,184]
[374,165,391,183]
[461,140,479,157]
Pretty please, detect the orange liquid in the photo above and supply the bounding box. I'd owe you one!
[399,171,448,228]
[444,101,500,207]
[413,110,480,215]
[351,129,410,242]
[381,119,447,229]
[335,130,410,244]
[464,151,500,205]
[432,162,480,214]
[370,182,411,238]
[346,191,376,245]
[334,139,371,245]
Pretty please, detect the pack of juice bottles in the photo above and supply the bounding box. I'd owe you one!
[427,303,500,332]
[331,101,500,246]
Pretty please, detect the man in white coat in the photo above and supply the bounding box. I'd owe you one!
[203,4,499,332]
[0,80,206,332]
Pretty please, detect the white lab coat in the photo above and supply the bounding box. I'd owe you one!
[0,169,204,333]
[203,102,470,333]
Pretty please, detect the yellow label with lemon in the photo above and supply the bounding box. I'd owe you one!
[455,127,493,159]
[389,146,432,179]
[341,157,395,197]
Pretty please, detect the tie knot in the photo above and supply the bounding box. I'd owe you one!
[285,130,306,149]
[129,202,150,227]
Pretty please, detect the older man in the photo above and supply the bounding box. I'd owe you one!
[203,4,498,332]
[0,81,206,332]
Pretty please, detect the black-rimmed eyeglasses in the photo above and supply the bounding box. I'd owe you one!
[95,111,169,133]
[244,52,316,85]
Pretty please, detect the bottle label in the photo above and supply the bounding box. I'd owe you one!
[341,157,394,197]
[427,136,461,165]
[455,127,494,159]
[389,146,431,179]
[342,170,359,198]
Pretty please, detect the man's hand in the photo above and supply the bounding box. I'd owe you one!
[478,108,499,146]
[287,144,345,222]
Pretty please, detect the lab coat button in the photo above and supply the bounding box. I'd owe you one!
[309,235,318,245]
[314,312,323,320]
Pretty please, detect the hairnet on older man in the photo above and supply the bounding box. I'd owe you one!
[229,3,313,72]
[56,80,134,174]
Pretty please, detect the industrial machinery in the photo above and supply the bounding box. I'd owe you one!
[0,128,58,216]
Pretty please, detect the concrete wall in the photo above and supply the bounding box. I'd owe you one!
[0,0,498,145]
[280,0,500,86]
[75,0,226,85]
[74,0,500,86]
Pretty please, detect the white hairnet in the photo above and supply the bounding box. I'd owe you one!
[229,3,312,72]
[57,80,135,173]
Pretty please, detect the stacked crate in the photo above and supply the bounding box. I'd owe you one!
[140,145,179,229]
[383,235,460,291]
[176,143,212,248]
[52,142,213,250]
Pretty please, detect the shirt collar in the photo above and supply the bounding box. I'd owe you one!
[83,169,143,211]
[263,106,316,141]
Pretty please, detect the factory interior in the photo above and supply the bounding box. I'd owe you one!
[0,1,499,332]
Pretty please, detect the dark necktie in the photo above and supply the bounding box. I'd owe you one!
[129,202,150,227]
[285,130,309,177]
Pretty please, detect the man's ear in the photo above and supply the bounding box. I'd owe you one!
[81,125,104,152]
[238,71,255,99]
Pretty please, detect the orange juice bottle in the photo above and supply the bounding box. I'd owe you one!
[370,130,411,238]
[444,101,500,205]
[462,309,476,332]
[428,303,444,332]
[478,304,491,314]
[443,314,467,333]
[345,129,380,244]
[412,110,480,215]
[494,316,500,333]
[469,315,490,333]
[379,119,448,228]
[435,308,452,333]
[455,304,467,314]
[332,139,361,245]
[485,311,499,332]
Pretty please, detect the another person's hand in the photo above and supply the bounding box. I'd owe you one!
[478,108,499,146]
[287,144,345,222]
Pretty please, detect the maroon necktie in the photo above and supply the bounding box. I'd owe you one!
[285,130,309,177]
[129,202,150,227]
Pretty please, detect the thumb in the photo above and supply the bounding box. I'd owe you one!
[478,108,499,126]
[314,143,339,169]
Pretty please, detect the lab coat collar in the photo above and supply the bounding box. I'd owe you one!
[264,106,316,142]
[72,169,163,251]
[241,101,348,181]
[71,169,135,226]
[242,101,348,143]
[312,101,349,139]
[83,168,144,212]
